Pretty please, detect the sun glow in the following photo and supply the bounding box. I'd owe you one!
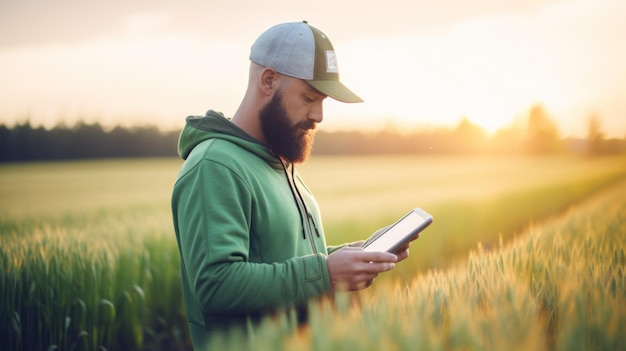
[1,0,625,137]
[325,15,571,134]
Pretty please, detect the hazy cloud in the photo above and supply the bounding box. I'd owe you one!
[2,0,623,137]
[0,0,569,48]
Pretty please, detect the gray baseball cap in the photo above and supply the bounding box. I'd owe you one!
[250,21,363,103]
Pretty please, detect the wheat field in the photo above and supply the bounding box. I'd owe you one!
[1,155,625,350]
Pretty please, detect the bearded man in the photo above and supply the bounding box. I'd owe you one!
[171,21,409,349]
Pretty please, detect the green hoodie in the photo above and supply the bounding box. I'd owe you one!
[171,110,336,348]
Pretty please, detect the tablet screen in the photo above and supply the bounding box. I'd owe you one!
[363,210,430,252]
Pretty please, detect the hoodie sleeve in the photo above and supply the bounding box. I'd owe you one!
[172,155,333,315]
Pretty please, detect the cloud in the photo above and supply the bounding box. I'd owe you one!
[2,0,623,137]
[0,0,568,48]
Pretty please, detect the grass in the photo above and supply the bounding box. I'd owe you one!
[0,154,625,350]
[0,207,188,351]
[227,179,626,350]
[0,158,180,219]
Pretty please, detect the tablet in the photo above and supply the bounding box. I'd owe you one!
[361,208,433,253]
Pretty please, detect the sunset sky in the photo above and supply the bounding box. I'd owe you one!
[1,0,625,137]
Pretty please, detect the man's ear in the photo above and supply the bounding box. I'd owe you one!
[259,67,279,96]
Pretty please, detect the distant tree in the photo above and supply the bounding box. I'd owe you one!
[586,114,605,155]
[0,124,11,160]
[490,119,525,154]
[452,117,488,153]
[524,104,560,154]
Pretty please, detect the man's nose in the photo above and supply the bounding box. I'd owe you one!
[308,105,324,123]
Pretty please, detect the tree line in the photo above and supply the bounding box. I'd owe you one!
[1,105,624,162]
[316,106,626,156]
[0,122,180,162]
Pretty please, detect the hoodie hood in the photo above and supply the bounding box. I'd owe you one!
[176,109,321,241]
[177,110,280,167]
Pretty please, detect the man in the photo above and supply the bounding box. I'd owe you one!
[171,21,411,349]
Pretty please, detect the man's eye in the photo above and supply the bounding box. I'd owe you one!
[304,96,314,103]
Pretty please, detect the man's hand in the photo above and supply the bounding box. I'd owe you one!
[356,225,417,263]
[391,241,412,262]
[326,247,398,292]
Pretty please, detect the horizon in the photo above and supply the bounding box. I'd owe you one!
[3,110,620,142]
[1,0,625,138]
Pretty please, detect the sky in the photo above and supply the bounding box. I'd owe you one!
[1,0,625,137]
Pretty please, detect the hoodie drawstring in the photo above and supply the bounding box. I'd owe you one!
[290,165,321,238]
[279,159,321,241]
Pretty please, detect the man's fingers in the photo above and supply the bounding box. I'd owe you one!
[362,260,395,273]
[356,249,398,272]
[361,251,398,263]
[351,273,379,290]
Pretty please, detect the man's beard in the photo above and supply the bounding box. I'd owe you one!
[260,91,316,163]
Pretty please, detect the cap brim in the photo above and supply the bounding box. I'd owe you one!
[306,80,363,103]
